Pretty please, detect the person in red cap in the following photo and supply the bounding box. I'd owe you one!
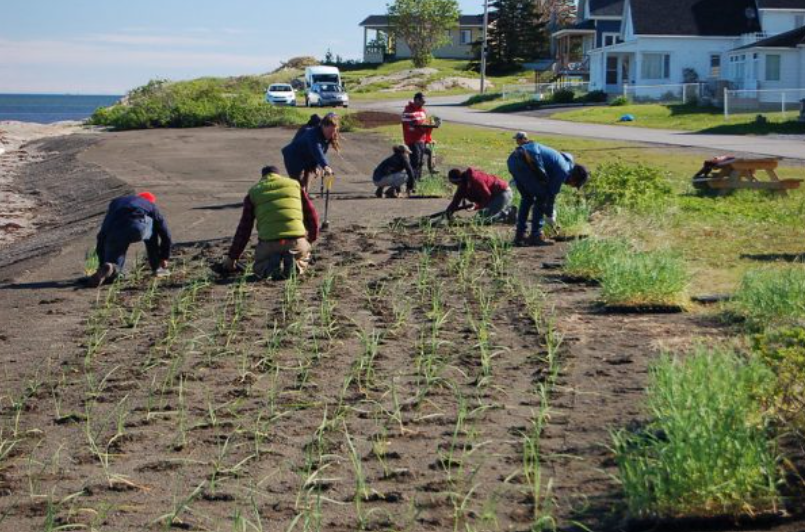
[87,191,173,287]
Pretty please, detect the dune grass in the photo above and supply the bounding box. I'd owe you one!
[599,250,689,308]
[563,238,631,280]
[731,266,805,330]
[613,347,780,519]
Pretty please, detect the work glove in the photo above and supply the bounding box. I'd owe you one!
[323,166,334,176]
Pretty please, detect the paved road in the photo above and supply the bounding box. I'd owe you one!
[356,95,805,161]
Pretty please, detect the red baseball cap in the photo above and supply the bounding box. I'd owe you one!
[138,191,156,203]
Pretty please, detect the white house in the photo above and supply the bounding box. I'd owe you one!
[582,0,805,96]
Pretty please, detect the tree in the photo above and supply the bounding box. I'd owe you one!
[487,0,549,70]
[387,0,461,68]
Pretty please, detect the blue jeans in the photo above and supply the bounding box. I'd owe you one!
[517,192,550,235]
[101,216,159,271]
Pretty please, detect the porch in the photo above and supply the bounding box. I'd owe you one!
[552,22,595,77]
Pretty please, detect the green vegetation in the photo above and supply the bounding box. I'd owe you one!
[584,160,673,211]
[613,347,779,518]
[731,267,805,330]
[386,0,461,68]
[552,103,805,134]
[564,238,631,280]
[752,327,805,429]
[89,78,309,130]
[599,249,689,307]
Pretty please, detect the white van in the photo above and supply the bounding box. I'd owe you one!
[304,66,341,89]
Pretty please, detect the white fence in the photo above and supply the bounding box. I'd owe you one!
[723,88,805,119]
[623,83,704,104]
[501,81,590,101]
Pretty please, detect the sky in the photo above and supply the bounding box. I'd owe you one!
[1,0,486,95]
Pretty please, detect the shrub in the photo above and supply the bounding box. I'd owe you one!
[613,347,779,518]
[564,237,631,280]
[732,267,805,330]
[610,95,628,106]
[584,160,673,211]
[753,327,805,428]
[464,92,502,106]
[599,249,689,307]
[582,90,608,103]
[551,89,575,104]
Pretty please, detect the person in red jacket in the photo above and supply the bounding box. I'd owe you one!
[445,168,516,223]
[401,92,439,193]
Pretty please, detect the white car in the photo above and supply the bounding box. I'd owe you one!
[265,84,297,106]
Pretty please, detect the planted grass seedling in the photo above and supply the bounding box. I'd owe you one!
[730,266,805,330]
[612,346,780,519]
[600,249,689,309]
[563,237,632,281]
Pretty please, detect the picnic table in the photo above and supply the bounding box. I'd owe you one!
[692,156,802,195]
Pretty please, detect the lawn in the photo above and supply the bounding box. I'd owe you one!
[551,103,805,134]
[373,122,805,294]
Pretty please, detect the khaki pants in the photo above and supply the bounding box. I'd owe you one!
[254,237,311,280]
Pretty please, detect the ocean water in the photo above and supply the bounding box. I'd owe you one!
[0,94,122,124]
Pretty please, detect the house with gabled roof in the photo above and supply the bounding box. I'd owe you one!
[359,15,484,64]
[552,0,625,77]
[562,0,805,95]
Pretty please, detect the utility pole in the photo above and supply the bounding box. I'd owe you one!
[480,0,490,94]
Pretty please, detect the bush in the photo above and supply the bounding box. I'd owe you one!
[582,90,608,103]
[731,267,805,330]
[753,327,805,428]
[610,95,629,106]
[584,160,673,211]
[564,237,631,280]
[89,78,307,130]
[613,347,779,518]
[599,249,689,307]
[551,88,575,104]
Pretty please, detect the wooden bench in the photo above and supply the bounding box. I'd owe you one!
[692,157,802,195]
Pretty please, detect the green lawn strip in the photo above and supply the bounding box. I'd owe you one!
[613,347,781,519]
[550,103,805,134]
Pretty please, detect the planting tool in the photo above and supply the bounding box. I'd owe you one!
[321,172,335,231]
[692,156,802,195]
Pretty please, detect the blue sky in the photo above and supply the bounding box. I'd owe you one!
[1,0,485,94]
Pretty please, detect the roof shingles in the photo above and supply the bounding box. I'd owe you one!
[630,0,762,36]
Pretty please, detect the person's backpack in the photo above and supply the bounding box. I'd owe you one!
[519,146,549,185]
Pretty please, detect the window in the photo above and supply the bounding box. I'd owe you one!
[602,33,621,47]
[766,54,781,81]
[731,54,746,80]
[460,29,473,45]
[709,54,721,78]
[641,53,670,79]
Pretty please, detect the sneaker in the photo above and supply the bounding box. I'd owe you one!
[88,262,116,288]
[375,187,384,198]
[505,205,518,225]
[526,233,555,247]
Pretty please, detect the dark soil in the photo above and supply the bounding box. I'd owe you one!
[0,126,803,532]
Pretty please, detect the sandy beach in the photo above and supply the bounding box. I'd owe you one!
[0,121,88,247]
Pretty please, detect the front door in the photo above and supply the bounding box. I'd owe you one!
[605,56,620,93]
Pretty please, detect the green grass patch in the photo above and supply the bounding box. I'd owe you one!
[752,326,805,429]
[731,266,805,330]
[585,160,673,211]
[613,347,780,519]
[551,103,805,134]
[599,249,690,308]
[552,193,592,238]
[564,238,631,280]
[416,172,452,198]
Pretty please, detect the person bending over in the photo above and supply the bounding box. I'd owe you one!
[223,165,319,280]
[445,168,516,223]
[507,132,589,247]
[372,145,415,199]
[282,113,339,191]
[88,191,172,287]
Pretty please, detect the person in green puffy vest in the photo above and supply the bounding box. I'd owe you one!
[223,165,319,279]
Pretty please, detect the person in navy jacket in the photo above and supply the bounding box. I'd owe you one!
[282,113,339,190]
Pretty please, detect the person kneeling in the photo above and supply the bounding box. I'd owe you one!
[373,145,415,199]
[223,165,319,280]
[445,168,515,223]
[88,191,172,287]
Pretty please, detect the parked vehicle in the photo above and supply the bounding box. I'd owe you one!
[265,84,297,106]
[306,83,350,108]
[304,66,341,89]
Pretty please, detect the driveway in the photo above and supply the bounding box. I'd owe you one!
[356,95,805,161]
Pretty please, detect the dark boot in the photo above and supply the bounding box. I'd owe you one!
[375,187,384,198]
[526,232,555,247]
[87,262,116,288]
[505,205,518,225]
[384,187,399,198]
[513,231,527,247]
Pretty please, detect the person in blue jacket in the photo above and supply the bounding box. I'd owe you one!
[507,132,589,247]
[281,113,339,191]
[87,191,172,287]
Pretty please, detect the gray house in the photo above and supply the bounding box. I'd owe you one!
[360,15,484,63]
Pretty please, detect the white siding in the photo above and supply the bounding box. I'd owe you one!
[622,1,635,41]
[394,27,478,59]
[631,37,738,85]
[760,10,805,35]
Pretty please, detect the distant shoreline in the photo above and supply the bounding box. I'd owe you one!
[0,93,121,125]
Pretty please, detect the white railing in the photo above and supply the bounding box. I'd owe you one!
[501,81,590,101]
[623,83,704,104]
[739,32,769,47]
[723,87,805,119]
